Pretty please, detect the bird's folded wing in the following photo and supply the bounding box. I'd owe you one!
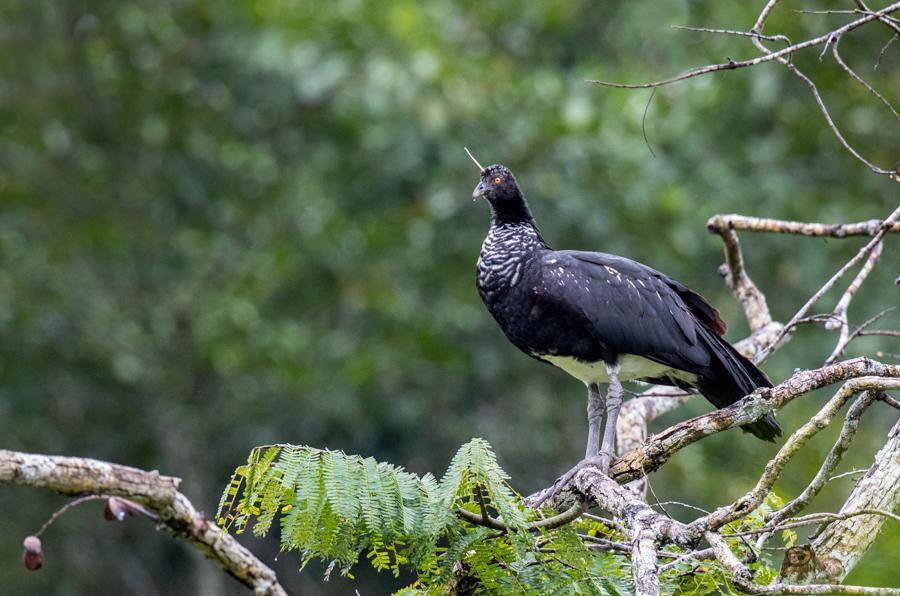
[537,250,720,371]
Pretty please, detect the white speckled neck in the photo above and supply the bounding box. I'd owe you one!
[477,223,544,296]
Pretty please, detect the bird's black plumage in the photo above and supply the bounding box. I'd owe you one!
[473,163,781,441]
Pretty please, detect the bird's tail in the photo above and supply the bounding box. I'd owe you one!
[694,328,782,442]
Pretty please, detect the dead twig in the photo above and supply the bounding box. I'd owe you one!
[831,35,899,120]
[759,206,900,362]
[825,241,885,364]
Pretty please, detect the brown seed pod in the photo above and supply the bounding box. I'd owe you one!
[22,535,43,571]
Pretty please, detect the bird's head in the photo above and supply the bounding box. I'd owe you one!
[471,164,522,205]
[464,148,532,223]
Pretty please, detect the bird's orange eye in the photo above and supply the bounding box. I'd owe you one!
[493,177,502,184]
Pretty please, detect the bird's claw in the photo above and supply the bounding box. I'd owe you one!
[525,453,613,510]
[595,450,612,475]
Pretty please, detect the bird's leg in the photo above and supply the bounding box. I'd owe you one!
[526,371,625,510]
[597,363,623,474]
[526,383,608,510]
[585,382,605,459]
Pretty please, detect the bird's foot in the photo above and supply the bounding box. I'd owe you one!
[525,453,612,510]
[595,449,612,475]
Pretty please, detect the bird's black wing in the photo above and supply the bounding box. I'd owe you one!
[536,250,781,441]
[537,250,718,372]
[661,275,727,336]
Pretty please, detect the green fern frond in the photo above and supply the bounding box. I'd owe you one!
[217,438,756,595]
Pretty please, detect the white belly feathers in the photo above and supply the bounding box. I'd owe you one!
[539,353,697,386]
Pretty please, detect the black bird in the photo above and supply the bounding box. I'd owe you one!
[467,150,781,480]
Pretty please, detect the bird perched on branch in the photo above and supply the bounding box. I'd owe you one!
[466,149,781,484]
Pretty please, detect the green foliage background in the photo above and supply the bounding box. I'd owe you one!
[0,1,897,593]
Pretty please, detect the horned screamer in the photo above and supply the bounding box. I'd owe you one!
[467,149,781,484]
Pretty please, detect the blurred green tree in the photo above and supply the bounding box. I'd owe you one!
[0,0,897,593]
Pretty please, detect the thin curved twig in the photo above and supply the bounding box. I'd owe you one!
[457,499,588,533]
[831,35,899,120]
[826,241,885,364]
[671,25,788,43]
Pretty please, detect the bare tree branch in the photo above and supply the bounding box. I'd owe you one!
[855,0,900,37]
[724,509,900,539]
[589,1,900,177]
[0,450,286,596]
[609,358,900,485]
[690,381,900,534]
[458,498,588,532]
[706,223,774,333]
[586,2,900,89]
[826,241,885,364]
[707,210,900,353]
[796,417,900,585]
[760,206,900,361]
[749,0,894,176]
[764,391,880,528]
[875,33,898,69]
[706,531,752,582]
[587,3,900,90]
[706,214,900,238]
[831,35,899,120]
[670,25,788,42]
[631,513,660,596]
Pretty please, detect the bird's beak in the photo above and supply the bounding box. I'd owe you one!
[472,180,487,201]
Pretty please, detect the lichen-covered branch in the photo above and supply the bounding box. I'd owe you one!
[0,450,286,596]
[790,418,900,584]
[706,215,900,238]
[765,391,880,529]
[630,513,660,596]
[705,531,752,584]
[693,383,898,534]
[609,358,900,484]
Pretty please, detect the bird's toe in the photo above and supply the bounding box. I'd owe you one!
[525,455,610,510]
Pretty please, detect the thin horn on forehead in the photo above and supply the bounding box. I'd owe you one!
[464,147,485,171]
